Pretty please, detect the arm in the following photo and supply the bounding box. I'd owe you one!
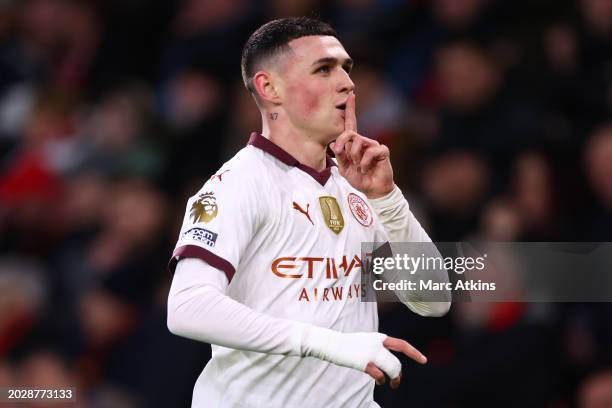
[167,258,427,387]
[167,257,304,354]
[330,94,450,317]
[369,186,451,317]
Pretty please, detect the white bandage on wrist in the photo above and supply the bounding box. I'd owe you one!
[301,325,401,379]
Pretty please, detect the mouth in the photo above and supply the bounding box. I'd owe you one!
[335,102,347,111]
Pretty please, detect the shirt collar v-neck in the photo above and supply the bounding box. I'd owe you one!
[248,132,336,186]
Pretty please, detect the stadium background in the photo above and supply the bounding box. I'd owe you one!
[1,0,612,406]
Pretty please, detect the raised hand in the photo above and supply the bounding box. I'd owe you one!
[330,94,394,199]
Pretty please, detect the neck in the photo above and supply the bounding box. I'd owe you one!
[261,111,328,171]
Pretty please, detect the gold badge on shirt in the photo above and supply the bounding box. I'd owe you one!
[319,196,344,234]
[190,192,218,223]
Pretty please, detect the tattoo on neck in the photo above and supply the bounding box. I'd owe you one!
[270,113,278,120]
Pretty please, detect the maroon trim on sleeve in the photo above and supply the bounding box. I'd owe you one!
[247,132,336,186]
[168,245,236,282]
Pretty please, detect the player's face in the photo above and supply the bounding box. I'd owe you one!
[277,36,354,143]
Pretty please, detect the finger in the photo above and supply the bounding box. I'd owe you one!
[344,140,356,169]
[372,348,402,380]
[383,337,428,364]
[344,93,357,132]
[389,371,402,389]
[359,148,377,174]
[349,137,366,166]
[332,130,356,155]
[330,134,352,166]
[359,144,388,173]
[365,362,385,386]
[333,143,351,170]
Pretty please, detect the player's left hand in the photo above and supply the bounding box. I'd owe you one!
[330,93,394,199]
[365,336,427,389]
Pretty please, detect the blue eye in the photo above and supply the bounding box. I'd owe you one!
[316,66,330,74]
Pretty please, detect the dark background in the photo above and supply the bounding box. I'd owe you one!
[1,0,612,407]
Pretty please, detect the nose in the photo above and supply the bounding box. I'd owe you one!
[337,69,355,94]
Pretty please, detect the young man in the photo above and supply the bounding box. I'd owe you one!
[167,17,451,407]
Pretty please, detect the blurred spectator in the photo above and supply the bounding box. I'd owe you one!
[52,0,101,90]
[585,124,612,209]
[386,0,498,97]
[0,0,99,93]
[431,41,538,164]
[16,350,76,408]
[528,22,584,148]
[159,0,255,84]
[479,199,523,241]
[422,151,490,239]
[77,84,163,179]
[435,41,500,114]
[160,70,223,132]
[54,179,168,304]
[575,0,612,122]
[580,0,612,36]
[578,369,612,408]
[431,0,489,32]
[0,361,12,386]
[0,257,47,357]
[583,124,612,239]
[511,151,559,240]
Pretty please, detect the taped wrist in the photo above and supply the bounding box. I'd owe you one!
[300,325,401,379]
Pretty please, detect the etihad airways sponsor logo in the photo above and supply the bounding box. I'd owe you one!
[271,255,362,279]
[298,283,366,302]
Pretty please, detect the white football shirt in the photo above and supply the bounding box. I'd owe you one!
[170,133,390,407]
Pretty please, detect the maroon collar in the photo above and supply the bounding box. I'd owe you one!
[248,132,336,186]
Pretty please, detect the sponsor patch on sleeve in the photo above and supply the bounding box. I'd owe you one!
[182,227,218,247]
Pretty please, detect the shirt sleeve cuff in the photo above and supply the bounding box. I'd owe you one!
[168,245,236,282]
[368,185,405,214]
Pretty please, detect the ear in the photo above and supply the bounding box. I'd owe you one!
[253,71,282,105]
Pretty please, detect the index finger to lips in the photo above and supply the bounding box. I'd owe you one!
[383,337,428,364]
[344,93,357,132]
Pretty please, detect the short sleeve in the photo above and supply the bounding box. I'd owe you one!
[168,166,263,282]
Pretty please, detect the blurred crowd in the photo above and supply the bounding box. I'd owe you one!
[1,0,612,407]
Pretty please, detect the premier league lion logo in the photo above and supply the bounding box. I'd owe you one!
[190,192,218,223]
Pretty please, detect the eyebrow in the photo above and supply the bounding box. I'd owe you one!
[311,57,354,71]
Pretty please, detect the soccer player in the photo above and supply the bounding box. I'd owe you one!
[167,17,451,407]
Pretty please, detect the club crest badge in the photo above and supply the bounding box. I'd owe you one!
[319,196,344,234]
[190,192,218,223]
[347,193,373,227]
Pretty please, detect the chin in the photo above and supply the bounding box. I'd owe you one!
[306,121,343,144]
[324,127,342,143]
